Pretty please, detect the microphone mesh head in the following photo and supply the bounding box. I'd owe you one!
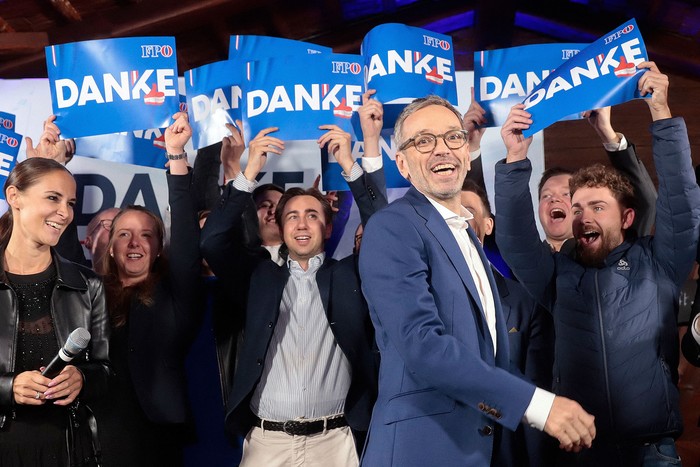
[65,327,92,354]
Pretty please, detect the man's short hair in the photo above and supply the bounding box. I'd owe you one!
[394,95,463,147]
[461,179,492,218]
[537,167,574,198]
[252,183,284,205]
[569,163,635,210]
[274,187,333,227]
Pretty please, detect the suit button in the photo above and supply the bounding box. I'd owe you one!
[256,359,263,365]
[481,425,493,436]
[268,322,273,328]
[478,402,486,411]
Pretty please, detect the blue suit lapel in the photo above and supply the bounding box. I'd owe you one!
[406,189,494,351]
[467,228,511,368]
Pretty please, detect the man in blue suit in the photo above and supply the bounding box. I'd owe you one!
[358,96,595,466]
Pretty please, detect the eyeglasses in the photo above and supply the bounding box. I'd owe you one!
[97,219,113,231]
[88,219,113,237]
[354,234,363,243]
[399,129,469,153]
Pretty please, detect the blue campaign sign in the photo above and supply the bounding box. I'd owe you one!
[0,111,16,132]
[322,131,409,191]
[522,19,648,137]
[362,24,458,106]
[73,94,187,169]
[0,128,22,199]
[46,37,180,139]
[475,43,586,127]
[242,53,364,143]
[229,35,331,60]
[186,60,245,150]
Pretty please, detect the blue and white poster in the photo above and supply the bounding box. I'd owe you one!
[522,19,647,137]
[186,60,244,150]
[475,43,586,127]
[73,95,188,169]
[0,111,16,132]
[322,131,409,191]
[228,35,331,60]
[362,24,458,105]
[242,53,364,143]
[46,36,180,138]
[0,129,22,198]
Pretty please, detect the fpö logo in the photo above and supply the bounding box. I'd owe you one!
[0,118,13,130]
[603,24,635,45]
[141,44,174,58]
[0,133,19,148]
[331,61,362,74]
[423,35,450,51]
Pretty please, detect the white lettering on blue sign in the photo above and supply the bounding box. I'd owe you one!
[55,69,177,109]
[347,136,397,163]
[0,153,13,177]
[480,70,551,101]
[523,38,644,110]
[603,24,635,45]
[191,86,242,122]
[246,84,363,118]
[0,134,19,148]
[365,51,453,83]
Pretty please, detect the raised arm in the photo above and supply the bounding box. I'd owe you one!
[163,112,202,313]
[639,62,700,285]
[494,105,557,308]
[200,126,284,280]
[585,106,656,237]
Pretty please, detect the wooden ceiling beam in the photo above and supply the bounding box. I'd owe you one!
[0,32,49,54]
[0,15,16,33]
[49,0,82,22]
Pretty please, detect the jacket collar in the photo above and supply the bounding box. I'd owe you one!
[0,247,88,291]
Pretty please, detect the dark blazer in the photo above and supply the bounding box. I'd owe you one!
[358,187,537,467]
[121,171,202,424]
[201,169,387,441]
[494,271,556,467]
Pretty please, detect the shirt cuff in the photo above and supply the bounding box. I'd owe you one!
[361,155,383,174]
[470,148,481,161]
[692,314,700,344]
[603,133,628,152]
[522,387,556,431]
[232,172,257,193]
[342,161,364,182]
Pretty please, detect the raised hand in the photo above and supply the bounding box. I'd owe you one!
[501,104,534,163]
[358,89,383,157]
[463,87,487,152]
[25,115,75,164]
[637,61,671,121]
[244,127,284,181]
[221,119,245,181]
[318,124,353,174]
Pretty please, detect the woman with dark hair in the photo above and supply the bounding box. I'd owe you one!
[0,157,112,466]
[93,112,202,466]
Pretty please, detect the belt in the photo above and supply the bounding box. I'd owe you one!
[254,415,347,436]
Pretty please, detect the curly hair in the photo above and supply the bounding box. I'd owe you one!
[569,164,635,210]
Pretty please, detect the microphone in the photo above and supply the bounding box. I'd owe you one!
[41,328,91,378]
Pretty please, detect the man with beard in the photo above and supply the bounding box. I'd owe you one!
[535,107,656,254]
[494,62,700,466]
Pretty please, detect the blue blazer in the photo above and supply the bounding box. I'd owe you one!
[358,187,536,467]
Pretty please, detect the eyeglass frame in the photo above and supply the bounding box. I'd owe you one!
[88,219,113,237]
[398,129,469,154]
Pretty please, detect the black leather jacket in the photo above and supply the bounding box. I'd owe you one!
[0,250,113,428]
